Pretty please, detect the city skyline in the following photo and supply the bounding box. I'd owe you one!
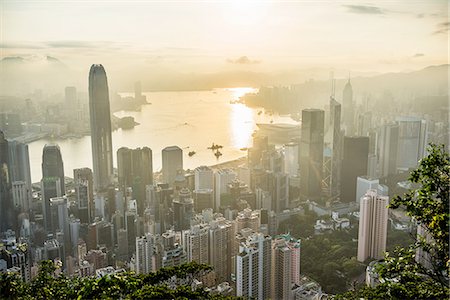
[0,1,448,298]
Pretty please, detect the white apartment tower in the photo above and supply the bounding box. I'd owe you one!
[357,190,389,262]
[236,232,272,299]
[183,224,210,264]
[135,233,154,274]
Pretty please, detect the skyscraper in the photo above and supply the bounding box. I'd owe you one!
[7,140,32,192]
[214,169,236,210]
[357,189,389,262]
[117,147,153,214]
[329,98,342,198]
[161,146,183,186]
[342,78,354,135]
[74,168,94,223]
[395,116,428,171]
[194,166,214,190]
[89,64,113,191]
[41,144,65,233]
[340,136,369,203]
[0,131,13,232]
[378,123,399,178]
[299,109,324,200]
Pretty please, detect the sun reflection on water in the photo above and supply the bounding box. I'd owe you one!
[230,103,255,149]
[227,87,258,101]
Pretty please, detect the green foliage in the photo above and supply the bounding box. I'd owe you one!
[387,144,449,285]
[278,205,317,238]
[334,144,450,299]
[301,231,365,294]
[0,261,234,299]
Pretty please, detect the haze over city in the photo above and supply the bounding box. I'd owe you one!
[0,1,448,299]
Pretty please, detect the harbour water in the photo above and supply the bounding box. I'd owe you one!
[28,88,298,183]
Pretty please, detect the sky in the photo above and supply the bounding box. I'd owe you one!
[0,0,448,76]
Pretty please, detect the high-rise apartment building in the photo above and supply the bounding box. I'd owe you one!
[135,233,154,274]
[299,109,324,200]
[89,64,114,191]
[357,190,389,262]
[236,232,272,300]
[209,217,233,283]
[183,224,209,264]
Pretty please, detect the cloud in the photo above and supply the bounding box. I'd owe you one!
[432,22,450,35]
[226,56,261,65]
[343,5,385,15]
[0,42,45,49]
[413,53,424,58]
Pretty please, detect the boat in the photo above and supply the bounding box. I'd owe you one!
[240,147,248,151]
[188,151,196,157]
[257,111,263,115]
[208,143,223,151]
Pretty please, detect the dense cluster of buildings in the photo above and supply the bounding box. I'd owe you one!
[0,64,446,299]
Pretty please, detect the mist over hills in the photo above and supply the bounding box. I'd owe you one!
[0,54,447,105]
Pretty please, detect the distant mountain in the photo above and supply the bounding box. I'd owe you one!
[0,55,74,96]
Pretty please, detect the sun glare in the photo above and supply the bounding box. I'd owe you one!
[226,0,268,26]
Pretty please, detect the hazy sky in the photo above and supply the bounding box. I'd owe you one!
[1,0,448,73]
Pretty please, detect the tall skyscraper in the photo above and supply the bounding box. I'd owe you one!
[41,144,65,233]
[395,116,428,171]
[283,142,298,177]
[357,189,389,262]
[236,232,272,300]
[0,131,13,232]
[329,98,342,198]
[7,140,32,192]
[117,147,153,214]
[340,136,369,203]
[378,123,399,178]
[89,64,114,191]
[299,109,324,200]
[74,168,94,223]
[161,146,183,186]
[342,78,354,135]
